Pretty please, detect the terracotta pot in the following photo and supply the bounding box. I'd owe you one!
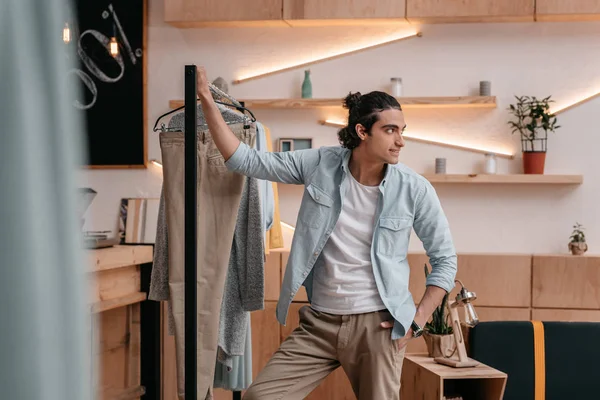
[569,241,588,255]
[423,332,456,358]
[523,151,546,174]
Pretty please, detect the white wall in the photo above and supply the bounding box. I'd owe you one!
[79,0,600,255]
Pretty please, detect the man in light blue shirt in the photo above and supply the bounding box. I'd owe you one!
[196,68,457,399]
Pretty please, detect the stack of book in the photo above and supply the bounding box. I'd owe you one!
[82,231,119,249]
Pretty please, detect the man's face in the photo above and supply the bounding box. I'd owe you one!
[357,109,406,164]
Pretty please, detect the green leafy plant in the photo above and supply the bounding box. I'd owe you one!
[507,95,560,152]
[423,264,453,335]
[570,223,586,243]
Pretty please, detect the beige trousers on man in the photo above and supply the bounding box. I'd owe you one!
[160,124,255,399]
[244,306,406,400]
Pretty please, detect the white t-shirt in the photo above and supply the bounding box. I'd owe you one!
[310,172,386,315]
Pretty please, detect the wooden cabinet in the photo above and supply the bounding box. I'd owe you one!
[532,308,600,322]
[164,0,286,27]
[536,0,600,21]
[474,306,531,321]
[250,302,281,379]
[163,0,600,26]
[532,254,600,310]
[264,252,282,302]
[408,253,533,308]
[283,0,406,26]
[161,303,179,400]
[88,245,153,400]
[406,0,535,23]
[95,306,143,400]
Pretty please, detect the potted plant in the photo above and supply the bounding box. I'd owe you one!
[507,95,560,174]
[569,222,588,255]
[423,264,456,358]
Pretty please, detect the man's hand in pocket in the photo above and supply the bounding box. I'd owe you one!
[380,320,412,352]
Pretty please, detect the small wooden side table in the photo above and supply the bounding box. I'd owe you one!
[400,354,507,400]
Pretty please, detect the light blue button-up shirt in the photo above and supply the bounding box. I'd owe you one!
[225,142,457,340]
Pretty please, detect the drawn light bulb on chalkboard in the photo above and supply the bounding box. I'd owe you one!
[109,36,119,57]
[63,23,71,44]
[108,22,119,57]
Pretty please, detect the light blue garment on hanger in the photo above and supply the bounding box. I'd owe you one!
[214,318,253,391]
[255,122,275,234]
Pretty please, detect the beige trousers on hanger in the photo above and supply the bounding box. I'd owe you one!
[160,124,256,399]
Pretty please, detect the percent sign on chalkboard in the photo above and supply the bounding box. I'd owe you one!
[69,0,145,167]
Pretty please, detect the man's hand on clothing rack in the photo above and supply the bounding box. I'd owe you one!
[196,66,211,100]
[195,66,242,161]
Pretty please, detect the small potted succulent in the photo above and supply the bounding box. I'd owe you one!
[569,222,588,255]
[423,264,456,358]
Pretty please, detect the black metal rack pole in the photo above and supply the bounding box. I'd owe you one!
[231,102,245,400]
[184,65,198,400]
[140,260,161,400]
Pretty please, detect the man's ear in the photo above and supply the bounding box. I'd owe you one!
[355,123,367,140]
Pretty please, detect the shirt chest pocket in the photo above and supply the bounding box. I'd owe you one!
[304,184,333,228]
[377,217,413,257]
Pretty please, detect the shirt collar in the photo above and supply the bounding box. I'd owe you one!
[341,149,351,173]
[341,149,391,191]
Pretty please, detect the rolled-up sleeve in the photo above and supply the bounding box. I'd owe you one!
[413,179,457,293]
[225,142,320,185]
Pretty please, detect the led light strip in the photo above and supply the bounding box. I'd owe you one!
[552,91,600,114]
[280,221,296,231]
[233,32,421,85]
[319,120,514,159]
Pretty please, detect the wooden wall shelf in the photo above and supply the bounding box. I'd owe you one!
[424,174,583,185]
[278,174,583,187]
[168,96,497,110]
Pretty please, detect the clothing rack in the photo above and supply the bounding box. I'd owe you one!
[183,65,243,400]
[184,65,198,400]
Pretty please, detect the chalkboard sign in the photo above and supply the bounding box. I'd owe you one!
[70,0,146,168]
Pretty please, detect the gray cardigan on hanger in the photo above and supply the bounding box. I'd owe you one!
[149,175,264,368]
